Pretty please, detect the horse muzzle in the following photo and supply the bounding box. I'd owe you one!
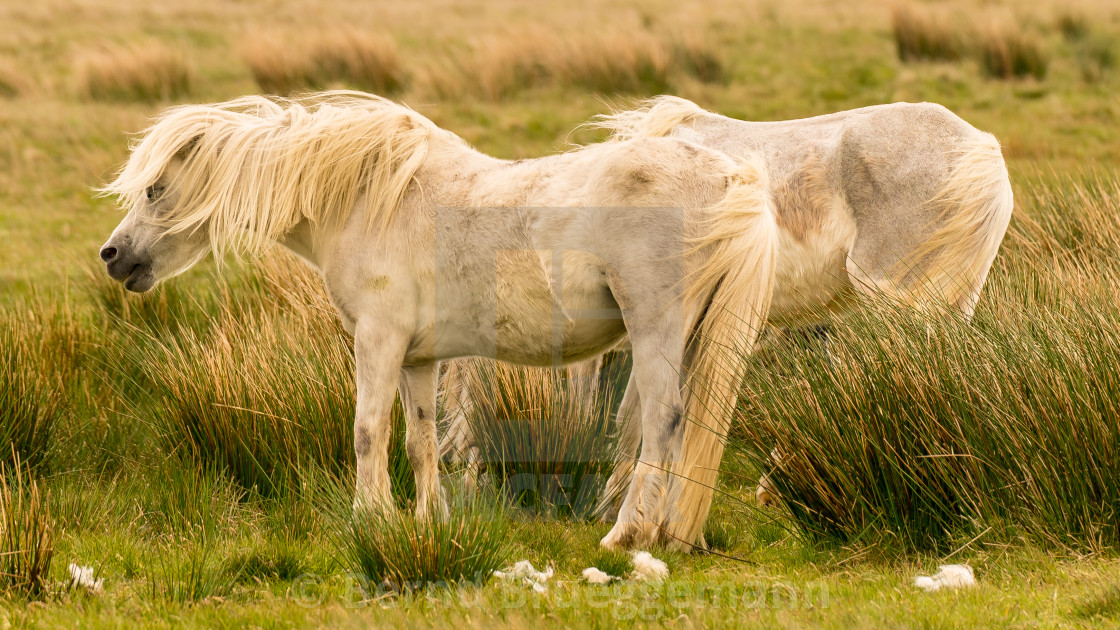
[100,244,155,292]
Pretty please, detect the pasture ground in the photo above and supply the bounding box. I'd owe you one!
[2,0,1120,627]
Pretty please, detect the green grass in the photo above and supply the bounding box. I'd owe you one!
[1,0,1120,626]
[0,465,55,598]
[0,316,60,473]
[736,292,1120,552]
[335,498,513,591]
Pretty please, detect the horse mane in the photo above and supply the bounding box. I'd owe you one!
[101,90,456,255]
[590,95,706,141]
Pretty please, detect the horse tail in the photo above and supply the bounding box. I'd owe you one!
[590,96,705,141]
[437,359,475,463]
[894,132,1014,315]
[663,155,779,550]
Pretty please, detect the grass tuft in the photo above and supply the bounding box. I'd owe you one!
[1,313,60,473]
[586,548,630,578]
[672,36,726,84]
[0,464,55,598]
[1055,9,1090,41]
[560,32,672,94]
[736,259,1120,552]
[426,29,697,99]
[892,5,965,62]
[137,461,244,539]
[122,260,413,501]
[241,30,406,95]
[224,536,310,582]
[459,359,621,519]
[146,544,235,604]
[977,22,1049,80]
[75,42,192,102]
[338,500,512,591]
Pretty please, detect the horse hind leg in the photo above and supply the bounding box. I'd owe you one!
[596,368,642,522]
[399,361,448,521]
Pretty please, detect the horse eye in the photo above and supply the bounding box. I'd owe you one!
[145,184,165,201]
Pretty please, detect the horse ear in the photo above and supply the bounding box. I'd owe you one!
[175,135,202,161]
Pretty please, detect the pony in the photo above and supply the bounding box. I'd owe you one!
[98,90,778,550]
[586,96,1014,548]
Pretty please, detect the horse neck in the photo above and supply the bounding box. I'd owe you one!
[276,138,512,268]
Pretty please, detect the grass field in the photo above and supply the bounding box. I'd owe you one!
[2,0,1120,627]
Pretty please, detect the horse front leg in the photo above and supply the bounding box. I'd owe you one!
[352,320,410,514]
[399,361,447,521]
[601,325,684,550]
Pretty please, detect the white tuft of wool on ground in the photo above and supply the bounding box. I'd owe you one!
[914,564,976,592]
[581,567,616,584]
[631,551,669,581]
[494,560,554,591]
[67,564,104,594]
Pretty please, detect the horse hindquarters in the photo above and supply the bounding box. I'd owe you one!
[846,132,1013,317]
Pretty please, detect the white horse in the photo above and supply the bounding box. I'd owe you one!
[588,96,1014,548]
[98,91,778,550]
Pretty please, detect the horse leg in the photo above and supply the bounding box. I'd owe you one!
[399,361,447,521]
[600,323,685,550]
[568,354,603,414]
[596,369,642,521]
[437,359,474,464]
[352,321,410,514]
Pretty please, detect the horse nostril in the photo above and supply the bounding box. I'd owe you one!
[100,246,118,262]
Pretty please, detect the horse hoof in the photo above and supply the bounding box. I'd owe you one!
[601,519,659,550]
[756,477,775,506]
[600,526,631,550]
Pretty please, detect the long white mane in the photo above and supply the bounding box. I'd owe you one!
[590,95,705,142]
[102,90,456,254]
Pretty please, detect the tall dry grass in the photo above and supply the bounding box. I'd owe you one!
[977,22,1049,80]
[75,42,192,101]
[241,29,406,95]
[892,5,966,62]
[110,256,412,501]
[424,28,720,100]
[457,359,622,519]
[0,464,55,597]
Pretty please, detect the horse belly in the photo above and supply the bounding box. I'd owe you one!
[494,251,626,366]
[768,208,859,328]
